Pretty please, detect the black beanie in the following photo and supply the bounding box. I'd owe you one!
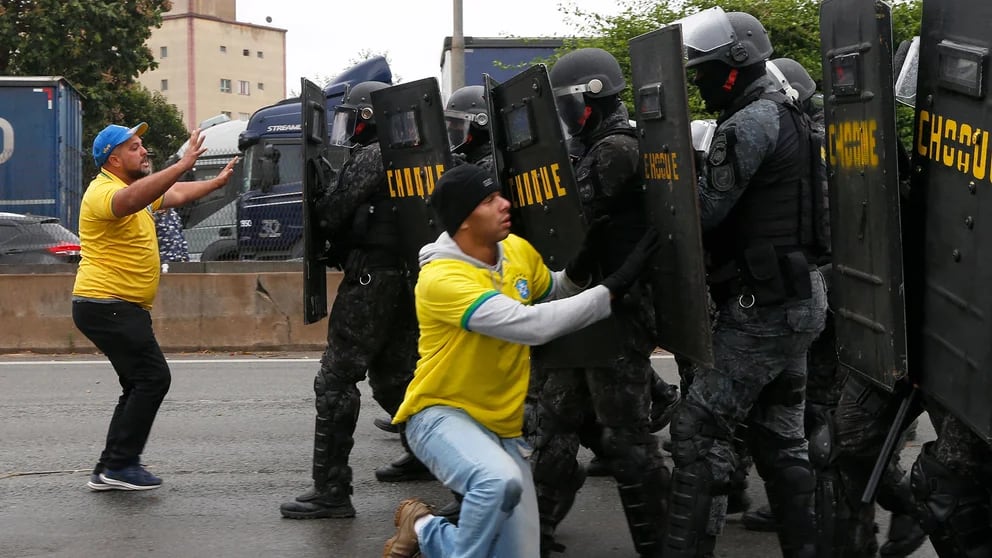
[432,163,500,236]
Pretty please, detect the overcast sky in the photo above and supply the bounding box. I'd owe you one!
[235,0,624,97]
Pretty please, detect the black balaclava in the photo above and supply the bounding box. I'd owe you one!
[691,60,766,112]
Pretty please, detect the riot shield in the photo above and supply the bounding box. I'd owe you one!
[820,0,907,392]
[370,78,451,272]
[301,77,330,324]
[486,66,621,366]
[629,25,714,368]
[912,0,992,441]
[485,66,586,268]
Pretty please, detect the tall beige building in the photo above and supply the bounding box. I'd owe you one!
[138,0,286,130]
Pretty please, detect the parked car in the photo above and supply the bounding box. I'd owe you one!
[0,212,81,264]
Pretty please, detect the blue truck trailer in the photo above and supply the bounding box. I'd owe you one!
[440,36,564,98]
[235,57,392,259]
[0,77,84,232]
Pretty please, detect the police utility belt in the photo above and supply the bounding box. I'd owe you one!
[342,248,406,285]
[708,244,815,308]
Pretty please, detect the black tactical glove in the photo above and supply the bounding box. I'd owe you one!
[565,216,611,284]
[600,227,660,297]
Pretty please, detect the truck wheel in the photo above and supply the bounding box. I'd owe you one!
[201,239,239,261]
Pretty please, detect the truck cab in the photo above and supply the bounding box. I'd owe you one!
[236,57,392,260]
[169,116,247,261]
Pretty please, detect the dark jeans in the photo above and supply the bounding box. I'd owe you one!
[72,300,171,472]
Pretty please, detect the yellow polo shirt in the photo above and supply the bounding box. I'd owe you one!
[72,171,164,310]
[394,234,552,437]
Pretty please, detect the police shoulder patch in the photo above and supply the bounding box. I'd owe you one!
[711,164,736,192]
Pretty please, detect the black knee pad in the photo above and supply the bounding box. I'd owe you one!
[669,402,729,468]
[314,372,360,422]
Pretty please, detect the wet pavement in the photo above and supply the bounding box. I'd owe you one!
[0,353,935,557]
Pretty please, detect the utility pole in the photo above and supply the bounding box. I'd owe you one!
[451,0,465,92]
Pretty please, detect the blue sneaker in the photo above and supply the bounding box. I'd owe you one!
[86,473,115,491]
[99,465,162,491]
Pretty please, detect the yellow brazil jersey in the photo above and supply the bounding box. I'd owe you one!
[393,234,552,438]
[72,171,164,310]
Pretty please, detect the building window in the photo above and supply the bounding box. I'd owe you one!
[222,111,232,118]
[257,51,264,59]
[161,79,168,91]
[239,80,250,96]
[258,82,264,91]
[239,112,250,121]
[220,78,232,93]
[220,45,227,53]
[160,46,168,58]
[243,49,250,56]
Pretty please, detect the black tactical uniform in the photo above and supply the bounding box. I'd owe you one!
[279,82,428,520]
[732,57,927,557]
[660,10,827,558]
[526,47,670,558]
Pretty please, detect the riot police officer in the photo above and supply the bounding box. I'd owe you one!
[444,85,494,172]
[279,81,429,519]
[526,47,671,557]
[661,10,828,557]
[740,56,927,558]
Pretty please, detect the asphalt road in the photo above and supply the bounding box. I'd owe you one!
[0,353,936,558]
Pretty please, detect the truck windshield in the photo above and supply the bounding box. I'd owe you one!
[242,142,303,192]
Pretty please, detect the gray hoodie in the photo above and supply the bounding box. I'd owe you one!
[418,233,612,345]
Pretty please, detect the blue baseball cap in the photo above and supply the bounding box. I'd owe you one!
[92,122,149,167]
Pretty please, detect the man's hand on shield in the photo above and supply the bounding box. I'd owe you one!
[565,216,611,285]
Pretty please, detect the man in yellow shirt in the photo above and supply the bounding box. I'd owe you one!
[383,163,658,558]
[72,122,236,491]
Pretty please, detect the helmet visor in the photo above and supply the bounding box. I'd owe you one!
[329,106,357,147]
[673,7,735,62]
[444,110,474,150]
[553,85,595,136]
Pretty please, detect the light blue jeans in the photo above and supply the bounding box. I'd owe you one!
[405,405,540,558]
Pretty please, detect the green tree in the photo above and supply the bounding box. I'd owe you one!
[113,85,188,168]
[557,0,921,120]
[0,0,187,172]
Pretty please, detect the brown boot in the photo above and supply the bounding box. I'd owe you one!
[383,498,433,558]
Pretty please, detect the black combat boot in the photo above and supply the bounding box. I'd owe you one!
[877,471,926,557]
[279,482,355,519]
[374,451,435,482]
[281,414,357,519]
[911,443,992,558]
[741,504,776,531]
[376,432,436,482]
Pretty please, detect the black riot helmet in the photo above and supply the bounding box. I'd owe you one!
[444,85,490,153]
[550,47,626,136]
[677,7,773,69]
[769,58,816,102]
[676,7,773,111]
[330,80,389,147]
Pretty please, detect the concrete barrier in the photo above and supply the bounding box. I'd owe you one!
[0,263,341,354]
